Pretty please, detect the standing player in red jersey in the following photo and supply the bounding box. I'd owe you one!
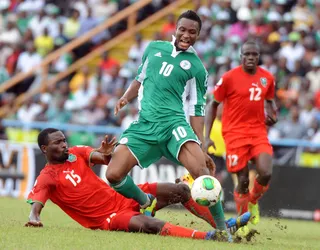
[25,128,250,241]
[205,41,278,225]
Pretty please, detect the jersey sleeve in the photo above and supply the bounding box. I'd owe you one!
[135,42,153,83]
[213,76,228,103]
[188,69,208,116]
[72,146,95,167]
[27,173,55,206]
[265,76,275,100]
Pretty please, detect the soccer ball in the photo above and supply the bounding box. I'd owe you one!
[191,175,221,207]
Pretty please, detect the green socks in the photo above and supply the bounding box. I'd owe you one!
[110,175,148,206]
[209,200,227,230]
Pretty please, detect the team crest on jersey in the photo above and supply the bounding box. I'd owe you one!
[260,77,267,87]
[67,154,77,162]
[180,60,191,70]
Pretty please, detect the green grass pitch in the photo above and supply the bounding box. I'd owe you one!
[0,197,319,250]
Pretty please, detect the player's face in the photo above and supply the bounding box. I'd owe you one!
[44,131,69,163]
[175,18,200,51]
[241,44,260,71]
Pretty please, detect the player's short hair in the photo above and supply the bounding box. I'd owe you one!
[177,10,202,33]
[38,128,60,149]
[241,40,261,53]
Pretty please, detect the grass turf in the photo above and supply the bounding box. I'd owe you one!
[0,197,319,250]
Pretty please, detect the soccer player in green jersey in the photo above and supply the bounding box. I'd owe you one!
[106,10,230,233]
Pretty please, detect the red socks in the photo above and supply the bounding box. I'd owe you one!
[234,191,249,215]
[250,179,269,204]
[234,179,270,215]
[183,198,216,228]
[160,222,207,239]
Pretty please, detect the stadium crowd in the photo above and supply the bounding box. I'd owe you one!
[0,0,319,163]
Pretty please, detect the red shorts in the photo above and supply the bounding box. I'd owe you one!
[225,136,273,173]
[101,182,157,231]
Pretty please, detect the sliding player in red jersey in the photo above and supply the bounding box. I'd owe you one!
[25,128,250,242]
[205,41,278,225]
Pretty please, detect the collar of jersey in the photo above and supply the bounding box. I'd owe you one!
[170,35,196,55]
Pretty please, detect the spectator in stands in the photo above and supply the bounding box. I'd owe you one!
[99,51,120,76]
[279,31,305,72]
[0,65,9,85]
[261,54,277,75]
[306,57,320,95]
[5,43,21,76]
[74,102,104,125]
[69,65,96,93]
[77,7,109,47]
[17,98,43,123]
[194,30,214,60]
[291,0,314,28]
[121,105,139,130]
[0,1,10,33]
[49,37,74,74]
[274,105,307,139]
[0,16,21,45]
[300,97,318,128]
[210,11,231,41]
[0,118,7,140]
[34,27,54,57]
[227,7,250,42]
[67,67,97,110]
[27,9,48,39]
[303,119,320,154]
[128,34,149,65]
[73,0,89,18]
[91,0,118,21]
[197,6,212,36]
[161,14,176,41]
[101,65,123,95]
[47,96,72,123]
[45,4,61,39]
[16,7,31,35]
[11,42,41,95]
[96,108,117,127]
[63,8,80,41]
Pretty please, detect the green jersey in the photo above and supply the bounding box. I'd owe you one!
[135,38,208,122]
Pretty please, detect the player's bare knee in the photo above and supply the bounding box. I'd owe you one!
[257,164,272,182]
[237,175,249,192]
[258,172,272,185]
[105,169,125,184]
[176,183,191,203]
[141,220,163,234]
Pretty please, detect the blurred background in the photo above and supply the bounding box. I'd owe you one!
[0,0,319,219]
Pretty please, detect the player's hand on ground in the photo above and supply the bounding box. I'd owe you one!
[204,153,216,176]
[114,96,128,115]
[25,221,43,227]
[96,135,117,156]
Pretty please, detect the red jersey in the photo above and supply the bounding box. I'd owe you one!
[27,146,126,229]
[213,66,275,139]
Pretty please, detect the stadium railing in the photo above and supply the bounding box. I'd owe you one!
[0,0,190,118]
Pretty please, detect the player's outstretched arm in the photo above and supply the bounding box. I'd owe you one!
[25,202,44,227]
[204,100,220,151]
[114,80,141,115]
[90,135,117,165]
